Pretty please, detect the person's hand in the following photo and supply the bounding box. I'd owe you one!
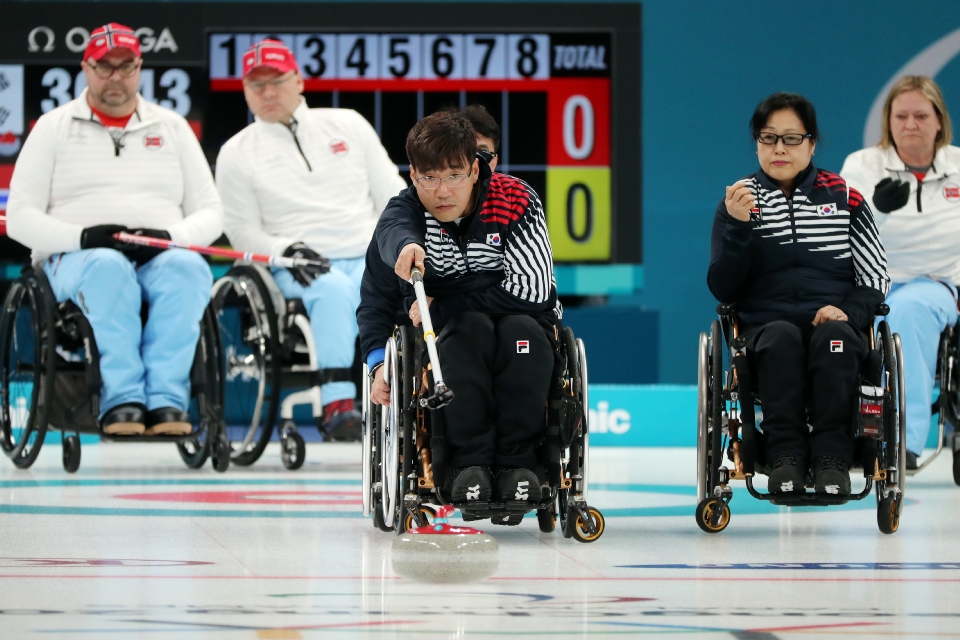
[872,177,910,213]
[813,305,848,326]
[395,243,425,281]
[724,182,756,222]
[409,296,434,327]
[120,228,171,264]
[370,364,390,406]
[80,224,128,250]
[284,242,331,287]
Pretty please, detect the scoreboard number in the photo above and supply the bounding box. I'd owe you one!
[465,35,506,78]
[381,35,421,79]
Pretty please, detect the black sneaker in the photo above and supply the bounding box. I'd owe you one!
[494,468,540,502]
[768,454,805,494]
[906,450,919,470]
[812,456,851,496]
[450,466,493,502]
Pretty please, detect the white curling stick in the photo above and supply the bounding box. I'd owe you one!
[410,267,454,408]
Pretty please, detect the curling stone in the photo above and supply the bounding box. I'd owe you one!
[391,505,499,583]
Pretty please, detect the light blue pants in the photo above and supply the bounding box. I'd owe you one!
[43,248,213,416]
[272,256,365,406]
[885,278,959,455]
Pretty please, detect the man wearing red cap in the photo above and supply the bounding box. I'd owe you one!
[6,23,223,436]
[216,39,405,440]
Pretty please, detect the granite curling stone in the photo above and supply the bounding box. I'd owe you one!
[391,505,499,583]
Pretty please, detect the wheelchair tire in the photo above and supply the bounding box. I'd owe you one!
[537,508,556,533]
[558,491,573,538]
[179,304,224,470]
[0,276,55,469]
[62,435,81,473]
[280,428,306,471]
[570,507,605,543]
[708,321,723,494]
[877,322,906,523]
[402,505,436,532]
[877,494,900,534]
[211,433,231,473]
[177,436,210,469]
[952,448,960,487]
[373,495,393,532]
[212,266,281,467]
[695,497,730,533]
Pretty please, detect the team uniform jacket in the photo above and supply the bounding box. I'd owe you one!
[358,161,559,367]
[708,164,890,330]
[841,145,960,285]
[216,99,407,260]
[7,89,222,261]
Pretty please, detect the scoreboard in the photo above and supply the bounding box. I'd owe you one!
[208,32,611,260]
[0,3,641,264]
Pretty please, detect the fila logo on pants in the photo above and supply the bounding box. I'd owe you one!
[517,340,530,354]
[830,340,843,353]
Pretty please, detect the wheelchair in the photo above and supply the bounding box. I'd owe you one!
[696,304,906,534]
[361,322,605,543]
[916,321,960,483]
[211,262,358,470]
[0,266,227,473]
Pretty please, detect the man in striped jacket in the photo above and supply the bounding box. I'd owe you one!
[358,110,560,508]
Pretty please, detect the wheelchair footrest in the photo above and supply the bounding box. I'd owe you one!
[767,493,853,507]
[456,499,550,524]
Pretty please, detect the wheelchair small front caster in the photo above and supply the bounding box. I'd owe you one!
[877,494,901,534]
[537,508,556,533]
[62,434,81,473]
[695,497,731,533]
[570,506,604,543]
[280,423,305,470]
[211,433,230,473]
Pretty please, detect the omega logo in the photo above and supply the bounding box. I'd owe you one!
[28,26,179,54]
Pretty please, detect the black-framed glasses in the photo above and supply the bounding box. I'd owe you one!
[476,149,498,164]
[756,132,812,146]
[88,59,141,79]
[415,173,472,190]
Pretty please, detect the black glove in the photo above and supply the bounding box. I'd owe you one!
[80,224,128,250]
[121,228,172,265]
[872,177,910,213]
[283,242,331,287]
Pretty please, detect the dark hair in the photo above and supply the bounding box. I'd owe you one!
[750,92,819,143]
[460,104,500,150]
[406,110,477,173]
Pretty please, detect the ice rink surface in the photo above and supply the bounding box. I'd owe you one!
[0,443,958,638]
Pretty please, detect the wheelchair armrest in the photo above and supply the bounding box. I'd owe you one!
[876,303,890,317]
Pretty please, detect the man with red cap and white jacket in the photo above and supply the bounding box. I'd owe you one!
[216,39,405,440]
[6,23,223,436]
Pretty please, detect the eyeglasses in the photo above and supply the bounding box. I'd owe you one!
[756,132,813,146]
[476,149,498,164]
[88,59,140,79]
[415,173,473,190]
[244,73,295,94]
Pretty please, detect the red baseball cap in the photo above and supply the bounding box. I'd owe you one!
[84,23,142,61]
[242,39,300,78]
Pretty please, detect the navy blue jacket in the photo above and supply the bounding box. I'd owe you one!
[708,165,890,330]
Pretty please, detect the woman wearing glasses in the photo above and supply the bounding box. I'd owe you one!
[841,76,960,470]
[708,92,890,497]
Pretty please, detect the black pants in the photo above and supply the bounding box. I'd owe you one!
[436,312,553,469]
[742,320,866,465]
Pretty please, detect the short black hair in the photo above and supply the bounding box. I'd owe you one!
[460,104,500,150]
[406,110,477,173]
[750,92,820,143]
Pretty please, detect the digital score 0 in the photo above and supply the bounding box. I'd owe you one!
[210,32,613,262]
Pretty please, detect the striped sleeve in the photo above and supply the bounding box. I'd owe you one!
[501,189,554,304]
[848,188,890,295]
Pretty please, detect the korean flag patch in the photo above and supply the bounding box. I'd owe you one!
[817,203,838,216]
[487,233,502,246]
[517,340,530,354]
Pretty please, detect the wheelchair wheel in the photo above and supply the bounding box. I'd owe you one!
[695,497,731,533]
[0,275,55,469]
[875,321,906,533]
[558,490,573,538]
[537,508,556,533]
[62,434,81,474]
[570,507,605,543]
[402,504,436,532]
[378,335,402,532]
[178,304,224,470]
[362,364,374,517]
[280,422,306,470]
[696,321,724,507]
[211,266,281,466]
